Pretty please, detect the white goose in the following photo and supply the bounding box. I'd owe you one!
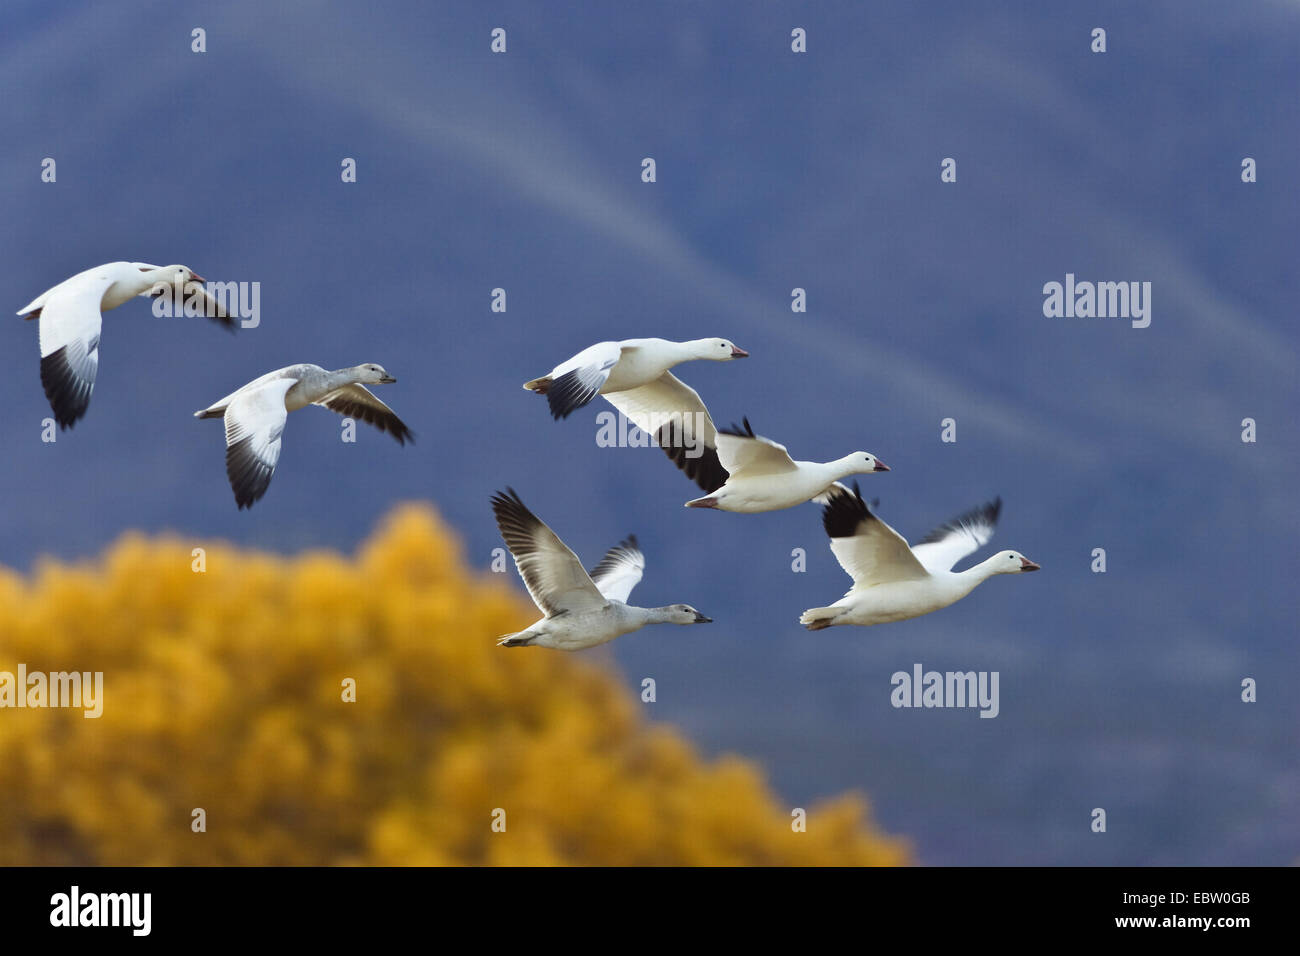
[491,488,711,650]
[682,418,889,513]
[17,262,234,428]
[194,363,412,509]
[522,336,748,420]
[800,484,1039,630]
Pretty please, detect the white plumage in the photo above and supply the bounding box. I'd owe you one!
[683,418,890,513]
[523,336,747,421]
[17,261,233,428]
[491,488,711,650]
[194,363,411,509]
[800,484,1039,629]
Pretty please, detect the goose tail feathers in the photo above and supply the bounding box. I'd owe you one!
[522,376,551,394]
[799,607,839,631]
[497,631,535,648]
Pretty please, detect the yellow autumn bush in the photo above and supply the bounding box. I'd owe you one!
[0,504,907,865]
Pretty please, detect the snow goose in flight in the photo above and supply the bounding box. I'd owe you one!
[16,262,234,428]
[522,337,747,421]
[682,418,889,513]
[490,488,711,650]
[194,363,411,509]
[800,484,1039,630]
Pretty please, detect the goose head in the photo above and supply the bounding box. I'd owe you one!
[665,604,712,625]
[354,363,397,385]
[991,550,1040,575]
[168,264,204,284]
[136,263,203,291]
[694,337,749,361]
[837,451,890,477]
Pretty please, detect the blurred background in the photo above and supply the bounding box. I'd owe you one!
[0,0,1295,864]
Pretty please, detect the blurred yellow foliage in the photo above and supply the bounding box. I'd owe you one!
[0,504,908,865]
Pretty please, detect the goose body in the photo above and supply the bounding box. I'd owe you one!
[490,488,711,650]
[522,336,747,420]
[194,363,411,509]
[800,484,1039,629]
[683,418,889,513]
[17,261,233,428]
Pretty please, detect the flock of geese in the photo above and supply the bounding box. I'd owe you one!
[504,337,1040,648]
[17,263,1040,651]
[17,262,413,509]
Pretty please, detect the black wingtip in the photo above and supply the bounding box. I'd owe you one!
[822,481,872,539]
[491,487,546,554]
[490,486,530,518]
[969,497,1003,529]
[544,368,598,420]
[225,436,274,510]
[983,499,1003,530]
[586,534,643,583]
[916,497,1003,546]
[228,477,270,510]
[718,417,756,439]
[655,421,729,493]
[324,394,413,446]
[39,347,92,429]
[490,487,512,508]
